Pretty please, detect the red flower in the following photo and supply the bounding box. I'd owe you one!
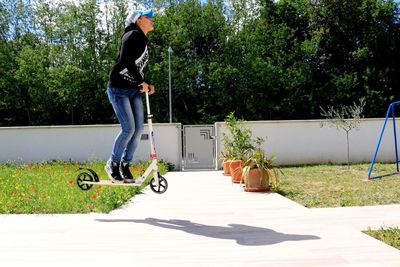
[91,193,98,200]
[12,192,17,196]
[67,180,74,185]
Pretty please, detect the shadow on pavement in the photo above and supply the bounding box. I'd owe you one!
[96,217,320,246]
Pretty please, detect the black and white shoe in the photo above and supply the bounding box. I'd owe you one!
[120,161,135,183]
[105,160,124,184]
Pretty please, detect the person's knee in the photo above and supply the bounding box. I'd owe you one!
[136,124,144,133]
[132,125,144,141]
[121,126,135,138]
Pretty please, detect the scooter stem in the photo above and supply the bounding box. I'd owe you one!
[145,91,157,160]
[145,90,151,117]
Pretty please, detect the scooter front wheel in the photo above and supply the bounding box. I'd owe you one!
[150,176,168,194]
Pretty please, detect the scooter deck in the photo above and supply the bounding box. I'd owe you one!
[83,180,144,186]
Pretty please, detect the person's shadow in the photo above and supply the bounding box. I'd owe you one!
[96,218,319,246]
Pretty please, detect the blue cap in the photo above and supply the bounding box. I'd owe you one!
[125,9,153,27]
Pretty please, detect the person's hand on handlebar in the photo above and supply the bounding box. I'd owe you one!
[148,84,155,95]
[139,82,155,95]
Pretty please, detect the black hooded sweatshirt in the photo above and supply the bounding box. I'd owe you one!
[108,24,149,89]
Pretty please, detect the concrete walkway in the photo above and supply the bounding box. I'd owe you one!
[1,171,400,267]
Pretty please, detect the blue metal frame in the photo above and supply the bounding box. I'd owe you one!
[368,101,400,179]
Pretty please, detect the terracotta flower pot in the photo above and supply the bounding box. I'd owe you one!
[229,160,243,183]
[244,168,270,192]
[223,160,231,175]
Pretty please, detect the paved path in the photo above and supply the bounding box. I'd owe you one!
[1,171,400,266]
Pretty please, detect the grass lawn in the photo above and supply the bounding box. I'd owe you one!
[0,160,169,214]
[277,163,400,208]
[276,163,400,250]
[364,226,400,250]
[2,161,399,213]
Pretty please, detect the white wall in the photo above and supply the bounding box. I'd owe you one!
[0,124,182,170]
[1,119,397,169]
[215,118,397,166]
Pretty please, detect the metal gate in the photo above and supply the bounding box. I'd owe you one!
[182,125,216,170]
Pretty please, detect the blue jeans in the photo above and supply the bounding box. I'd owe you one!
[107,85,144,163]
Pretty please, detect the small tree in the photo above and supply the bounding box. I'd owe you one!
[221,131,234,161]
[223,112,254,161]
[320,98,366,168]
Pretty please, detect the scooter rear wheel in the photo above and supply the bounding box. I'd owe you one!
[150,176,168,194]
[77,172,94,191]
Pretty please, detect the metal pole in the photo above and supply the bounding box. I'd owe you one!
[392,104,400,172]
[368,100,400,179]
[368,104,392,178]
[168,46,173,123]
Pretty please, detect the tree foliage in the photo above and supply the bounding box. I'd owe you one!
[1,0,400,126]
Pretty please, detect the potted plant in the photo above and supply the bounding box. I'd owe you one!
[241,140,280,192]
[224,112,254,183]
[220,152,233,176]
[220,132,235,176]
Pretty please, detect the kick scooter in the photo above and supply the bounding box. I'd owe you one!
[76,90,168,194]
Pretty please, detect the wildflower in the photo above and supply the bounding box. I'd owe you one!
[67,180,74,185]
[12,192,17,196]
[91,193,98,200]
